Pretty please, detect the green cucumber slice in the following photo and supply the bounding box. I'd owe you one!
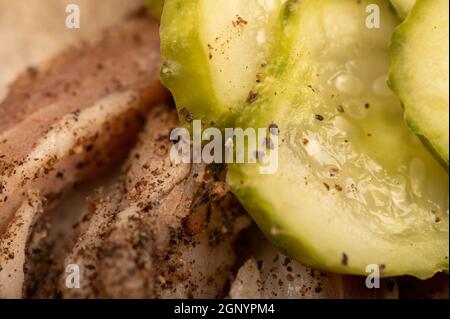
[228,0,449,279]
[389,0,449,165]
[160,0,286,128]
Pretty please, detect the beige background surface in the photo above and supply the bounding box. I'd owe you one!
[0,0,143,101]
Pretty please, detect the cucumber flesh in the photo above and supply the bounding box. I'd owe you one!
[160,0,286,128]
[228,0,449,279]
[146,0,164,19]
[389,0,449,165]
[390,0,416,19]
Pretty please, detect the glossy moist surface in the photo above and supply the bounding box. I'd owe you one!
[228,0,449,279]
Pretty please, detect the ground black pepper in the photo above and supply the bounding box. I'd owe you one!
[179,108,193,123]
[314,114,324,121]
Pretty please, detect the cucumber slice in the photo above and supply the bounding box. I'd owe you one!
[390,0,416,19]
[160,0,286,128]
[389,0,449,165]
[228,0,449,279]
